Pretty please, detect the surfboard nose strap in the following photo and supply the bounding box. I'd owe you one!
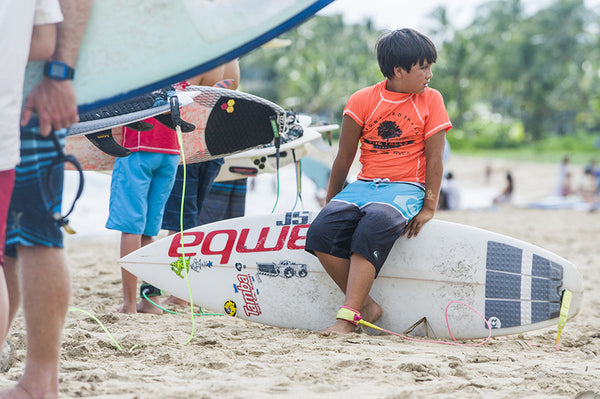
[336,306,363,326]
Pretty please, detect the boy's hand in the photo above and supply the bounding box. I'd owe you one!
[402,207,435,238]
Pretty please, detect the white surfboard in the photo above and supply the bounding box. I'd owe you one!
[214,122,337,182]
[23,0,334,112]
[120,212,583,340]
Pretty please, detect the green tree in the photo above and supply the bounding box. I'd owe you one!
[241,15,383,124]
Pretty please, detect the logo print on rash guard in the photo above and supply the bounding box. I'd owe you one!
[377,120,403,139]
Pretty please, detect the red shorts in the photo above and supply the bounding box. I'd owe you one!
[0,169,16,266]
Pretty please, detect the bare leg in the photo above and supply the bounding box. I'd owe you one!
[0,246,69,399]
[163,230,189,306]
[3,256,21,326]
[0,272,8,345]
[135,235,162,314]
[119,233,141,313]
[316,252,382,335]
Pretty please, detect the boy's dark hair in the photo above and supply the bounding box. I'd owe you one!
[376,28,437,79]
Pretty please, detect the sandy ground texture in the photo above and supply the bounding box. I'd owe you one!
[1,155,600,398]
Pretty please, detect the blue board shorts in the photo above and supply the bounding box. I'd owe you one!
[305,180,424,276]
[161,158,224,231]
[5,128,67,258]
[106,151,179,236]
[197,178,247,224]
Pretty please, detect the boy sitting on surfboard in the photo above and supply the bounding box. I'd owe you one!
[305,28,452,335]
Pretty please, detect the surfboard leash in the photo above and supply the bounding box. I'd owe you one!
[270,116,281,213]
[169,94,204,344]
[290,148,304,212]
[555,289,573,350]
[38,129,85,235]
[336,302,493,347]
[139,292,222,317]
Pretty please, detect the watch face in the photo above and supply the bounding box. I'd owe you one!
[44,61,74,80]
[48,63,66,78]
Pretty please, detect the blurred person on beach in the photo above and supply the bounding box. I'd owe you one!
[493,170,514,204]
[305,28,451,335]
[560,171,574,197]
[578,160,600,205]
[1,0,93,397]
[553,155,570,196]
[439,171,461,210]
[485,164,492,185]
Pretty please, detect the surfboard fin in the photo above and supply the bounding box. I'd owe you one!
[84,130,131,157]
[402,317,435,338]
[124,120,154,131]
[154,113,196,132]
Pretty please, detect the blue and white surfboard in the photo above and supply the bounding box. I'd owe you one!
[23,0,335,112]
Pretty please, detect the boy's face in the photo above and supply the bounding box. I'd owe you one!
[397,61,433,94]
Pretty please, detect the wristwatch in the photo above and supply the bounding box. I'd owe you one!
[43,60,75,80]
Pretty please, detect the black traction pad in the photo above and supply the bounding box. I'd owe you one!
[205,96,276,156]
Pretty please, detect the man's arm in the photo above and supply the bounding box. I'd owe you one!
[221,59,240,90]
[188,66,225,87]
[21,0,93,136]
[29,24,56,61]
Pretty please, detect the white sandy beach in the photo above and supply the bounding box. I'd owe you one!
[1,153,600,398]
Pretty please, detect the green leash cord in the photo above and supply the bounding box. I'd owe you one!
[170,95,199,345]
[140,293,223,317]
[68,307,131,352]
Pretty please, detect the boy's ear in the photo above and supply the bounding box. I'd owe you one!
[393,66,406,78]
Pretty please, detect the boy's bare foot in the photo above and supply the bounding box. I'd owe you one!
[162,295,188,306]
[0,384,35,399]
[320,319,356,336]
[361,297,382,324]
[118,303,137,314]
[136,298,163,314]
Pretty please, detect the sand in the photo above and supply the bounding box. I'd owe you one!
[1,155,600,398]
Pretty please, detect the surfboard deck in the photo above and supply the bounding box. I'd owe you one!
[214,123,336,182]
[120,212,583,340]
[66,86,287,171]
[23,0,334,112]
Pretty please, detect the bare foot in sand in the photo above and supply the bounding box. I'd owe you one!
[320,319,357,336]
[118,303,137,314]
[136,298,163,314]
[0,384,36,399]
[320,298,382,336]
[162,295,188,306]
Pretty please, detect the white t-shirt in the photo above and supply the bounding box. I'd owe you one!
[0,0,63,171]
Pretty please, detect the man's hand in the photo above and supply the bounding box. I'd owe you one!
[21,78,78,136]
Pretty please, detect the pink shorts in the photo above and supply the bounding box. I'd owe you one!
[0,169,16,266]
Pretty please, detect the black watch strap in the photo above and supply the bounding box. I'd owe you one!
[43,60,75,80]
